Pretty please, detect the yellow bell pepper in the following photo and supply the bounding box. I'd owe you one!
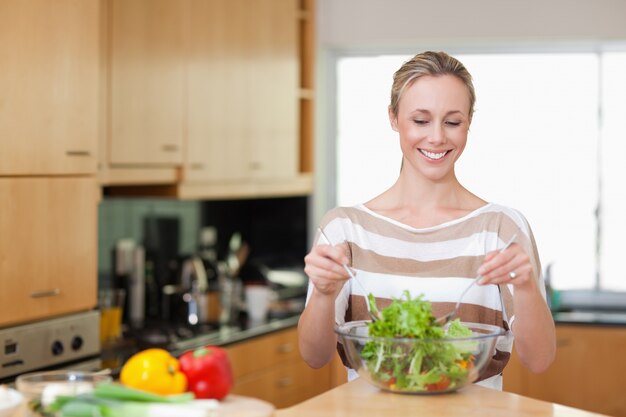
[120,348,187,396]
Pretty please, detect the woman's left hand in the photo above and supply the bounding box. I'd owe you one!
[476,243,533,286]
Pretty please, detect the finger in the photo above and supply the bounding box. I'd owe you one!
[478,248,517,277]
[305,248,350,278]
[305,256,348,280]
[316,243,350,265]
[480,258,532,285]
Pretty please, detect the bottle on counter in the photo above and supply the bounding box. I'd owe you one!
[198,227,222,323]
[144,259,160,320]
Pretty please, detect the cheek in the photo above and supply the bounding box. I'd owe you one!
[453,131,469,159]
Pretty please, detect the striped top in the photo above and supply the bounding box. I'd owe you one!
[312,203,545,390]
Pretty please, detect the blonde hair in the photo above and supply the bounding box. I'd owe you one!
[389,51,476,120]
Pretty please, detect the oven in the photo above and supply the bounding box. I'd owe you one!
[0,310,101,384]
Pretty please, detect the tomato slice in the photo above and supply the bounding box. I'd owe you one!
[426,375,451,391]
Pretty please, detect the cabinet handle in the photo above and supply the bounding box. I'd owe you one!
[31,288,61,298]
[190,163,205,170]
[162,144,179,152]
[276,377,293,387]
[556,338,571,348]
[276,343,294,354]
[66,150,91,157]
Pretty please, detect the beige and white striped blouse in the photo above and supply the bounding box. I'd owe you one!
[312,202,546,390]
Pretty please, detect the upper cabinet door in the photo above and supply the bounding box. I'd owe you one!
[109,0,184,166]
[184,0,299,183]
[245,0,299,180]
[0,0,99,175]
[185,0,247,182]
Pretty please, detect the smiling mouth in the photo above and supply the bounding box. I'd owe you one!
[418,149,450,160]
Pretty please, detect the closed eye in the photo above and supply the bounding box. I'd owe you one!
[413,119,429,125]
[445,121,462,127]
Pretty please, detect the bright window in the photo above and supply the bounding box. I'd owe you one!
[336,52,626,291]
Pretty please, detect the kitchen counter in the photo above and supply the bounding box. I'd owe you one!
[276,377,610,417]
[553,311,626,326]
[101,314,301,375]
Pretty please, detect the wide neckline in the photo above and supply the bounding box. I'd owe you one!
[356,202,494,233]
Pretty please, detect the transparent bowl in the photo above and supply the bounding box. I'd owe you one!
[15,370,112,417]
[335,320,504,394]
[0,386,24,417]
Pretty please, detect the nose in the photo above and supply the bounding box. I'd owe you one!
[427,123,446,145]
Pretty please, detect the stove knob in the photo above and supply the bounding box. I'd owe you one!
[71,336,84,351]
[51,340,64,356]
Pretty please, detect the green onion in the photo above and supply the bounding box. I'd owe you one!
[94,383,194,403]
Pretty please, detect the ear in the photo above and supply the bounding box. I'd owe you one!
[388,106,399,132]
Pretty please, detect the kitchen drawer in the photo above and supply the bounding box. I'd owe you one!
[226,327,301,379]
[231,359,330,409]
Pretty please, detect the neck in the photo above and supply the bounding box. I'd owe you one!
[390,166,466,210]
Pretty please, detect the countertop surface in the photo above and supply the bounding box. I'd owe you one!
[275,377,610,417]
[100,314,301,375]
[553,311,626,326]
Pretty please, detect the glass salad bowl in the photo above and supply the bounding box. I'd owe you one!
[15,370,112,417]
[335,320,504,394]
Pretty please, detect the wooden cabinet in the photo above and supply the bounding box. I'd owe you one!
[225,326,342,409]
[184,0,244,183]
[503,324,626,417]
[298,0,315,174]
[108,0,185,166]
[0,0,99,175]
[0,177,100,327]
[102,0,313,197]
[184,0,299,184]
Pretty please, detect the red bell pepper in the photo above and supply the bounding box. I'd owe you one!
[178,345,234,400]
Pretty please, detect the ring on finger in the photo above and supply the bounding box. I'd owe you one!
[508,271,517,280]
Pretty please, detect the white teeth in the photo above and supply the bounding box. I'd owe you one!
[419,149,448,160]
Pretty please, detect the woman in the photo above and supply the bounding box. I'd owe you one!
[298,51,555,390]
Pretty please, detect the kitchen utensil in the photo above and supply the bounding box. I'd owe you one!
[335,320,503,394]
[317,228,380,321]
[436,233,518,326]
[180,255,210,326]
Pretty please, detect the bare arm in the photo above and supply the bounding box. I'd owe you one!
[477,244,556,373]
[298,242,350,369]
[509,279,556,373]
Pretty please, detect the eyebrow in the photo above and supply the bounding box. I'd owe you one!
[411,109,466,117]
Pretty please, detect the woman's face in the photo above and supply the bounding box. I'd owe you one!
[389,74,471,182]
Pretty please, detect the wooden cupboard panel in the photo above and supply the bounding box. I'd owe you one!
[504,325,626,417]
[226,328,301,379]
[232,359,331,409]
[185,0,247,182]
[0,177,99,327]
[225,326,335,409]
[109,0,184,165]
[184,0,298,183]
[0,0,99,175]
[245,0,299,180]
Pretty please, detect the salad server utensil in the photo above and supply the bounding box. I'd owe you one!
[435,233,518,327]
[317,228,381,321]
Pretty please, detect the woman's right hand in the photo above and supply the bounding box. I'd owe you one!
[304,242,351,296]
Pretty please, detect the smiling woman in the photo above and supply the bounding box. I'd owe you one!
[336,52,626,292]
[301,51,556,391]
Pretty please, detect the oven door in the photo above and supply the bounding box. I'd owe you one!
[0,311,101,384]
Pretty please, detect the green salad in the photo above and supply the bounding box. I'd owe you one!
[360,291,477,392]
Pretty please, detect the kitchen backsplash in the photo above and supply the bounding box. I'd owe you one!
[97,196,309,287]
[98,197,201,285]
